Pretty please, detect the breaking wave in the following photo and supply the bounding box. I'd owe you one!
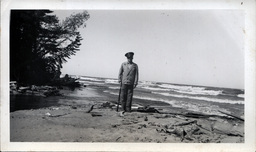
[158,84,222,96]
[80,76,103,82]
[105,79,119,84]
[152,92,243,104]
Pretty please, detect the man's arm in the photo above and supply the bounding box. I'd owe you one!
[134,64,139,88]
[118,63,123,83]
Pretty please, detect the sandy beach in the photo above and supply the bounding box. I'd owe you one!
[10,85,244,143]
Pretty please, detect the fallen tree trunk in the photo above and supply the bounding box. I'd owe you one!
[218,110,244,121]
[136,106,241,121]
[158,111,222,119]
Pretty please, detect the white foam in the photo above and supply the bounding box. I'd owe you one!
[103,90,238,116]
[152,92,244,104]
[174,89,222,96]
[105,79,119,84]
[109,86,120,90]
[141,86,170,91]
[158,84,222,96]
[80,76,103,82]
[78,80,105,85]
[103,90,176,106]
[237,94,244,98]
[158,83,201,90]
[139,80,157,86]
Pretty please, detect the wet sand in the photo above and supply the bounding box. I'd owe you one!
[10,86,244,143]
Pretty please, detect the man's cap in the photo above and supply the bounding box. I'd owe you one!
[125,52,134,58]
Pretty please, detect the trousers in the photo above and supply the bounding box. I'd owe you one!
[120,84,134,112]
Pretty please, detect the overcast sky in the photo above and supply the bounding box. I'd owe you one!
[54,10,244,89]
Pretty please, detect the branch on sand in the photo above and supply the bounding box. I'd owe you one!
[218,110,244,121]
[136,106,244,122]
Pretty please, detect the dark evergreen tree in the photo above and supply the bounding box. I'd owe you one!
[10,10,89,85]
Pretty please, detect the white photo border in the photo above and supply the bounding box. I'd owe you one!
[1,0,255,151]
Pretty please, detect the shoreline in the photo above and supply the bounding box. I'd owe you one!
[10,85,244,143]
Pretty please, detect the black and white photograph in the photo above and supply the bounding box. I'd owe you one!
[1,0,255,151]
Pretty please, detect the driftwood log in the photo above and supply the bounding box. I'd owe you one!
[136,106,243,122]
[218,110,244,121]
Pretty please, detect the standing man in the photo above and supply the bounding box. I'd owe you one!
[118,52,139,114]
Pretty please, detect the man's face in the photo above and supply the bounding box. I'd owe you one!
[127,57,133,63]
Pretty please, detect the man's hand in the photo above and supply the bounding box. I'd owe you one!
[134,84,137,89]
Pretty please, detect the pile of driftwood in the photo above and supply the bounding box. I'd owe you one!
[10,81,61,97]
[154,118,243,142]
[138,106,244,142]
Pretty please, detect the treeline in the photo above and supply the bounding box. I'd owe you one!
[10,10,90,86]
